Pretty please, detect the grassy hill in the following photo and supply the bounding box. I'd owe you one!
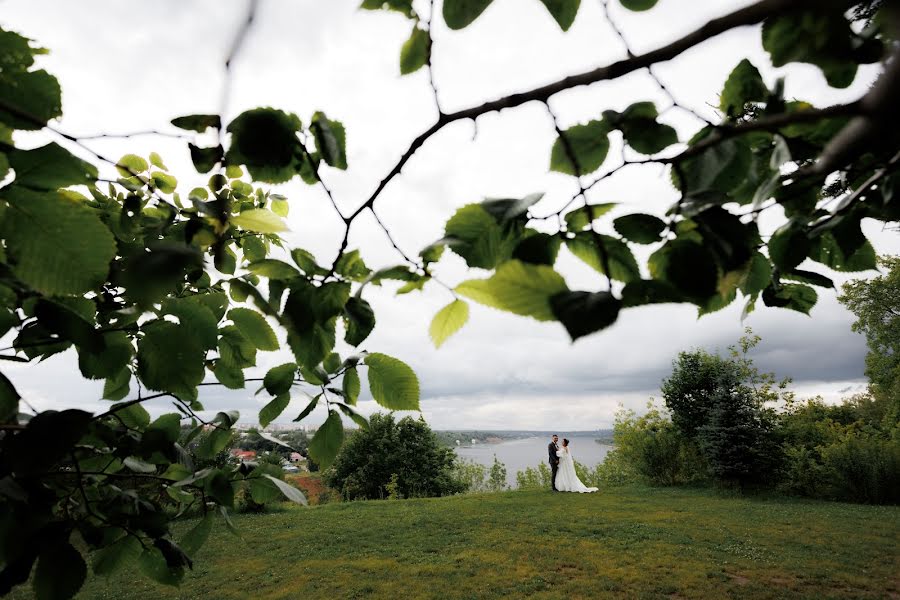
[22,487,900,599]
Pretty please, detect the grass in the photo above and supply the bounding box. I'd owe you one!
[17,486,900,599]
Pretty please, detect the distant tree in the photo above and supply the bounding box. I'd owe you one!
[839,256,900,422]
[324,413,464,500]
[660,331,783,486]
[487,455,508,491]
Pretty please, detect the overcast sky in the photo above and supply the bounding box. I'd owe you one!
[1,0,897,430]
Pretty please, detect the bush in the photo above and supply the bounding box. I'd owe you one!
[487,455,508,491]
[587,449,636,487]
[821,430,900,504]
[324,413,465,500]
[452,459,489,493]
[515,463,552,490]
[614,404,705,486]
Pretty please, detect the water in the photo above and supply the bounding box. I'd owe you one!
[454,436,613,487]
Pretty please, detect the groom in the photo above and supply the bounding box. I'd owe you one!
[548,434,560,492]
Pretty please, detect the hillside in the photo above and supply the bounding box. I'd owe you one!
[24,487,900,599]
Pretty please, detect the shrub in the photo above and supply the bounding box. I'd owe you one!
[487,455,508,491]
[614,404,705,486]
[324,413,465,500]
[821,430,900,504]
[515,463,552,490]
[452,459,489,493]
[587,449,636,487]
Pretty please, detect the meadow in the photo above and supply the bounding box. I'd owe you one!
[22,486,899,600]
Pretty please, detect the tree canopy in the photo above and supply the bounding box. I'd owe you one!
[1,0,899,597]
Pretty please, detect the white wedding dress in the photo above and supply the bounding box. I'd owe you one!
[555,448,598,493]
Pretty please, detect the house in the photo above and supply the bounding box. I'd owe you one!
[230,449,257,461]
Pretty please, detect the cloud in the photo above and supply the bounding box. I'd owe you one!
[1,0,896,430]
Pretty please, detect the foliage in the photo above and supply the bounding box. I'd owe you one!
[451,458,489,493]
[612,404,706,486]
[661,330,784,487]
[1,0,899,595]
[34,488,900,600]
[777,395,900,503]
[515,463,553,491]
[323,413,464,500]
[838,256,900,417]
[487,455,507,491]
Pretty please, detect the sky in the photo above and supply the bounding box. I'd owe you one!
[1,0,896,430]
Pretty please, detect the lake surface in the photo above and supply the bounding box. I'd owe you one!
[454,436,613,486]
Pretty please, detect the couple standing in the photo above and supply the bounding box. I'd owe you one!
[548,434,598,493]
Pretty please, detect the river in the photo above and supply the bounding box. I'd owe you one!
[454,435,613,487]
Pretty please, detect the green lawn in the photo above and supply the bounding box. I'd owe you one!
[20,487,900,599]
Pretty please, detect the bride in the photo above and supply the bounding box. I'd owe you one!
[555,438,599,493]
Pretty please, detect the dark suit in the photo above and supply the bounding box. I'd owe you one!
[548,441,560,491]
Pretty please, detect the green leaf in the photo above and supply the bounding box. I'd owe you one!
[620,0,657,10]
[293,394,320,422]
[365,352,420,410]
[648,239,719,302]
[613,214,666,244]
[620,279,685,308]
[310,111,347,170]
[171,114,221,132]
[513,232,561,265]
[34,541,87,600]
[229,308,279,351]
[550,120,610,176]
[443,0,494,29]
[150,170,177,193]
[456,260,568,321]
[360,0,414,17]
[678,133,752,197]
[342,367,361,405]
[400,27,429,74]
[782,268,834,288]
[188,143,222,173]
[762,283,817,314]
[259,393,291,428]
[550,291,621,340]
[0,372,20,422]
[93,535,142,577]
[263,473,308,505]
[231,208,288,233]
[138,547,184,587]
[264,363,297,396]
[123,456,157,473]
[566,233,640,283]
[116,154,148,176]
[1,188,116,295]
[291,248,325,275]
[768,224,810,271]
[248,259,300,280]
[0,69,62,130]
[740,252,772,296]
[179,513,214,558]
[444,204,516,269]
[162,297,219,350]
[137,321,205,397]
[218,325,257,370]
[564,203,616,231]
[8,142,97,190]
[226,108,304,183]
[429,299,469,348]
[538,0,580,31]
[103,368,131,401]
[809,231,876,272]
[34,298,103,353]
[720,59,768,117]
[610,102,677,155]
[334,249,371,281]
[270,196,289,217]
[762,10,859,88]
[150,152,167,169]
[308,410,345,469]
[343,297,375,346]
